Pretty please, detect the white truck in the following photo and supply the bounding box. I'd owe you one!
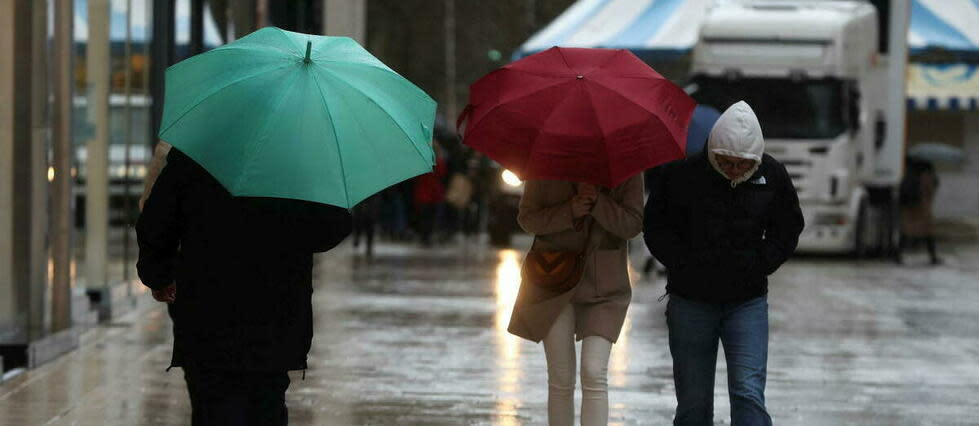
[688,0,906,254]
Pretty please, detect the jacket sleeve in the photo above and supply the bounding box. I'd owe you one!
[643,166,687,270]
[135,150,184,291]
[750,161,805,276]
[517,180,575,235]
[590,174,644,240]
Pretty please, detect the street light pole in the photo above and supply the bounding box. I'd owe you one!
[323,0,366,44]
[150,0,175,148]
[123,0,134,296]
[444,0,457,123]
[51,0,74,332]
[29,0,50,340]
[190,0,205,55]
[85,0,110,312]
[881,0,911,253]
[885,0,910,182]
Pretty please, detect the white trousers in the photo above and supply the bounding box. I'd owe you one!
[543,304,613,426]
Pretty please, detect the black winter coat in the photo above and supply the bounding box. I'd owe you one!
[644,153,804,303]
[136,149,352,371]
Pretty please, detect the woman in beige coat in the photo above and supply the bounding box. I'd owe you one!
[508,175,644,425]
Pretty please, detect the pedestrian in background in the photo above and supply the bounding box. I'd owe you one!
[413,140,447,246]
[463,153,493,236]
[897,157,942,265]
[137,148,352,426]
[437,119,472,241]
[644,101,804,426]
[508,174,644,426]
[352,193,380,258]
[379,183,411,241]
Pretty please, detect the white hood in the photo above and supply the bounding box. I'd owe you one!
[707,101,765,186]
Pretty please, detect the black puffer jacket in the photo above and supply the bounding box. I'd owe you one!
[137,149,352,371]
[644,152,804,303]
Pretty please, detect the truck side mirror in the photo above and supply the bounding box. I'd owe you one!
[875,117,886,150]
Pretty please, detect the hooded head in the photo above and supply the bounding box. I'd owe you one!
[707,101,764,186]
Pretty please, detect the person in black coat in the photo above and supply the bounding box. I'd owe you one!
[644,101,804,426]
[136,148,352,426]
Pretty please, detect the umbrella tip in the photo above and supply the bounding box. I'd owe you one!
[304,41,312,64]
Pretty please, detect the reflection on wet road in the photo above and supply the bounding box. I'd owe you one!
[2,237,979,425]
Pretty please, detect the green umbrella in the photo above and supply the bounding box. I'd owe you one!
[159,27,436,208]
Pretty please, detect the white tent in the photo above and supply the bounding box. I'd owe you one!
[516,0,979,111]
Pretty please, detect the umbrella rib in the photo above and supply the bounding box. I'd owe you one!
[309,60,399,77]
[550,48,628,77]
[316,67,433,168]
[271,26,306,56]
[159,63,295,136]
[524,83,585,174]
[581,83,614,186]
[469,78,576,130]
[501,67,574,80]
[595,49,629,73]
[311,70,434,206]
[585,78,686,152]
[232,69,305,195]
[309,71,352,207]
[316,62,431,105]
[554,48,575,74]
[209,44,301,58]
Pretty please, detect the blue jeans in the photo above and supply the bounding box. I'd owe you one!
[666,295,772,426]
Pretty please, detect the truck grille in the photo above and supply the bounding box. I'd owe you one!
[769,155,813,198]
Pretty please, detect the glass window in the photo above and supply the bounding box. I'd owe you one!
[691,75,847,140]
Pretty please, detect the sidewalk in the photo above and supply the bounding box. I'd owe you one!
[2,237,978,425]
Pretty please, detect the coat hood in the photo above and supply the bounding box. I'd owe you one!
[707,101,764,186]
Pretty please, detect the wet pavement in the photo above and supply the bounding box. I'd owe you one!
[1,235,978,425]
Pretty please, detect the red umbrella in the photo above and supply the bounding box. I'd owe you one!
[457,47,696,188]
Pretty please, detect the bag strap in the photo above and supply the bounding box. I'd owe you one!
[529,216,596,255]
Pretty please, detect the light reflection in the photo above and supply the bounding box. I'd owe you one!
[49,258,79,288]
[495,250,520,327]
[494,397,521,426]
[611,259,637,388]
[609,315,631,388]
[494,249,523,406]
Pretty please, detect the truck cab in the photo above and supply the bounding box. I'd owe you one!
[689,0,895,253]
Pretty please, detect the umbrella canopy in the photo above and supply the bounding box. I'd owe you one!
[908,143,968,165]
[458,47,695,187]
[159,27,436,208]
[685,104,721,157]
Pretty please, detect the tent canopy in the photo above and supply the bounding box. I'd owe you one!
[515,0,979,110]
[513,0,711,61]
[910,0,979,57]
[517,0,979,59]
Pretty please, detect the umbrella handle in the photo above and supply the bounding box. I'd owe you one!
[456,104,473,139]
[304,41,312,64]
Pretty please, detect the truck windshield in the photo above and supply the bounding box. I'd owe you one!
[690,76,846,140]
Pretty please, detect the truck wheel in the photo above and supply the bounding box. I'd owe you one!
[853,199,870,258]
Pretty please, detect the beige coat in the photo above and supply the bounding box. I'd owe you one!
[507,175,644,343]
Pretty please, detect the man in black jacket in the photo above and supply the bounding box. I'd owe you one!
[644,101,804,426]
[137,148,352,426]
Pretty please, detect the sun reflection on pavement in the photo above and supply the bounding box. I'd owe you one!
[494,249,524,423]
